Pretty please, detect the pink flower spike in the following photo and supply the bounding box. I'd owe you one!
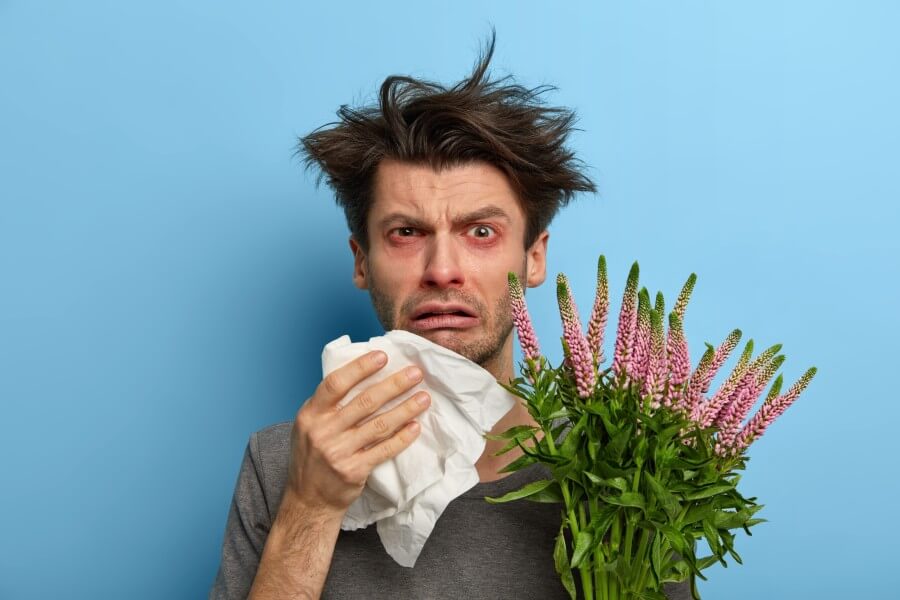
[699,338,755,427]
[672,273,697,322]
[687,329,742,421]
[630,288,652,385]
[665,312,691,410]
[586,255,609,365]
[713,347,786,455]
[716,369,768,450]
[641,307,668,410]
[714,384,756,456]
[711,343,781,428]
[612,262,640,385]
[736,367,817,451]
[508,272,541,363]
[686,344,716,421]
[557,273,595,399]
[732,373,784,452]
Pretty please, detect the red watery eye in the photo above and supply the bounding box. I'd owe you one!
[469,224,496,239]
[390,227,421,240]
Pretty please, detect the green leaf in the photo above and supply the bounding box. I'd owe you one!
[744,517,767,529]
[682,469,699,481]
[713,505,763,530]
[646,472,681,521]
[600,491,646,510]
[681,503,714,526]
[599,408,621,436]
[660,525,689,555]
[554,524,576,600]
[720,529,743,564]
[604,476,629,492]
[551,421,569,440]
[583,471,603,486]
[683,484,734,500]
[669,457,716,470]
[606,425,633,461]
[585,472,628,492]
[545,408,571,420]
[484,479,555,504]
[493,436,527,456]
[657,422,685,446]
[484,425,539,441]
[559,413,587,459]
[497,451,537,474]
[571,530,594,568]
[701,520,720,556]
[583,506,618,562]
[524,483,565,504]
[650,532,663,587]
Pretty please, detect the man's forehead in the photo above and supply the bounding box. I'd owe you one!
[370,159,523,219]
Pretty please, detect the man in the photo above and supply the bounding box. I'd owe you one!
[210,32,691,600]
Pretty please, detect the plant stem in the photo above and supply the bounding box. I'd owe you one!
[608,512,620,600]
[622,512,634,582]
[590,497,602,600]
[623,466,641,587]
[577,501,594,598]
[631,528,651,590]
[543,424,592,598]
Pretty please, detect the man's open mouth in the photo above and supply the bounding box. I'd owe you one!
[410,304,480,329]
[414,310,473,319]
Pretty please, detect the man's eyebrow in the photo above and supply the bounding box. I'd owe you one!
[377,205,512,229]
[378,212,430,230]
[453,205,512,225]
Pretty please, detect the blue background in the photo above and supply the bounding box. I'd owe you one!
[2,1,896,598]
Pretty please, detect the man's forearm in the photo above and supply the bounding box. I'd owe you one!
[248,491,344,600]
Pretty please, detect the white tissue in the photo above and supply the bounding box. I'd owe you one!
[321,329,516,567]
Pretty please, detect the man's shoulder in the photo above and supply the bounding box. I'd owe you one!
[243,421,292,516]
[251,420,292,452]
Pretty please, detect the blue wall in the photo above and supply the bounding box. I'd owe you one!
[2,1,896,597]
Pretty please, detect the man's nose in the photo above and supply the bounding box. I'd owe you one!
[421,234,465,289]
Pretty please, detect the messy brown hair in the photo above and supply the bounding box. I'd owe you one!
[297,28,597,252]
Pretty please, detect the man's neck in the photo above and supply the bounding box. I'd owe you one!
[474,338,542,483]
[475,399,542,482]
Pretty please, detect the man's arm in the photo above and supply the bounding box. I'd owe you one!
[208,436,345,600]
[247,488,343,599]
[210,351,430,599]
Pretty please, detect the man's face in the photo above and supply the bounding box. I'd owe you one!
[349,159,548,370]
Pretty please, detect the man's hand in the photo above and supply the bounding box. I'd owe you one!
[248,351,430,599]
[285,350,430,516]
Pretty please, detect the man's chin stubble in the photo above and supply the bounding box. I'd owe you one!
[415,326,509,368]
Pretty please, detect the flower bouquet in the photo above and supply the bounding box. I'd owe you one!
[485,255,816,600]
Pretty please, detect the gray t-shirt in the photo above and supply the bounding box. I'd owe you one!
[209,422,692,599]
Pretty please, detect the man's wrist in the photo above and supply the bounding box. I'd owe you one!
[249,490,345,600]
[272,487,345,540]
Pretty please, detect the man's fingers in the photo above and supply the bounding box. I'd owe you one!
[358,419,422,470]
[315,350,388,407]
[349,391,430,450]
[335,365,424,429]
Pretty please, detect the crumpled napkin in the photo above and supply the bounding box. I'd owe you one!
[321,329,516,567]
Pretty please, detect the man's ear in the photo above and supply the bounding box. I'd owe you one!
[526,231,549,288]
[349,236,368,290]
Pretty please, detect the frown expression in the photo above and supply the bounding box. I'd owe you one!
[350,158,548,368]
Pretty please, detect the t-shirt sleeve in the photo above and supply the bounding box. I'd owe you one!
[209,432,273,600]
[662,578,693,600]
